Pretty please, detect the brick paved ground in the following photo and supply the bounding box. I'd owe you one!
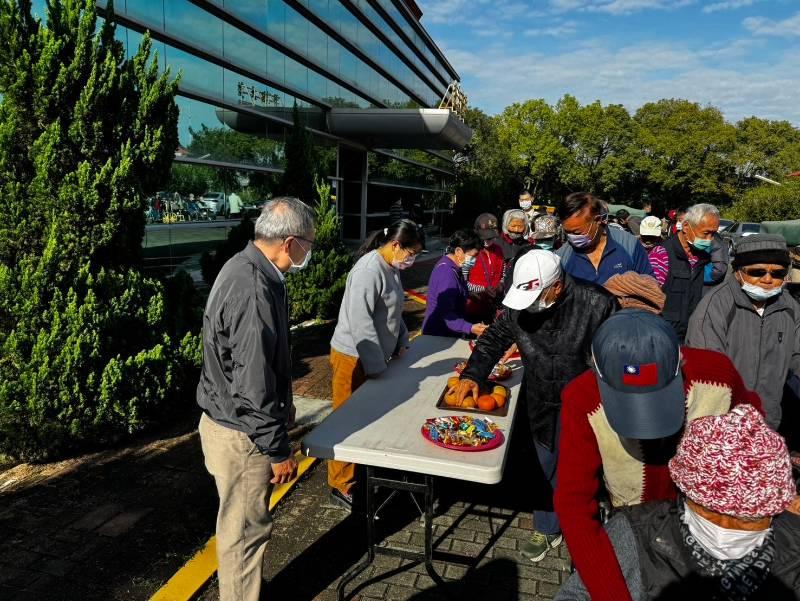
[198,439,572,601]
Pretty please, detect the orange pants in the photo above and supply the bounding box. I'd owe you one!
[327,347,367,494]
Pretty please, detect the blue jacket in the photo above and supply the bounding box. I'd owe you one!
[557,226,654,285]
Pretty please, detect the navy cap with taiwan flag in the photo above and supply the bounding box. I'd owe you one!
[591,309,685,440]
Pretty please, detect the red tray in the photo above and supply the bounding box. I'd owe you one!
[420,422,505,452]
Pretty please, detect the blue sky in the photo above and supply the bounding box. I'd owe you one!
[417,0,800,125]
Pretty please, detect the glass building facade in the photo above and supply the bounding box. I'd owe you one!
[78,0,467,241]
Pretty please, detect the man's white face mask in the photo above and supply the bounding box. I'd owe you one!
[682,501,770,561]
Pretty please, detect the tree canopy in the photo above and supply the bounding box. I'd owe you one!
[458,94,800,220]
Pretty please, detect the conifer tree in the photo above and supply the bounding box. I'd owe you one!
[0,0,198,459]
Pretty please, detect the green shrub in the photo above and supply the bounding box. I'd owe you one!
[285,179,352,323]
[0,2,198,459]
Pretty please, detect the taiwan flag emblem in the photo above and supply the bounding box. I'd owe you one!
[623,363,658,387]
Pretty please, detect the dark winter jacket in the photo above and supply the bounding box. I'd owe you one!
[197,242,294,462]
[557,500,800,600]
[462,275,617,449]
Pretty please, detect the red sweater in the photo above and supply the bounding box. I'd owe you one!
[554,347,762,601]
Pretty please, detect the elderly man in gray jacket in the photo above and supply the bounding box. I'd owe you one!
[197,197,315,601]
[686,234,800,430]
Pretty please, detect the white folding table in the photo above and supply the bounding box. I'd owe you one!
[302,335,523,599]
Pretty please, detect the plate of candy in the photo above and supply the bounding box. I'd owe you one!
[421,416,504,452]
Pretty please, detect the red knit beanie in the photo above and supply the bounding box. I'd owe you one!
[669,405,795,518]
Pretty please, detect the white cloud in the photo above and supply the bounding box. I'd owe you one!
[549,0,694,15]
[523,20,580,37]
[743,12,800,37]
[702,0,756,14]
[443,37,800,125]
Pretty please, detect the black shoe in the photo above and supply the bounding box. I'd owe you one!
[330,488,354,511]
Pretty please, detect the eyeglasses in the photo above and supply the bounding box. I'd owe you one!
[290,235,315,250]
[741,267,788,279]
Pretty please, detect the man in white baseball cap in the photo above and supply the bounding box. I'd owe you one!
[637,215,664,254]
[456,249,617,563]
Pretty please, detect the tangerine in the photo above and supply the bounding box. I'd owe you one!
[477,394,497,411]
[462,396,477,408]
[447,376,460,389]
[444,390,461,407]
[492,393,506,408]
[492,385,508,398]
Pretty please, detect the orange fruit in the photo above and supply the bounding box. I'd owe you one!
[462,396,477,408]
[492,385,508,398]
[477,394,497,411]
[444,390,461,407]
[492,393,506,408]
[447,376,460,389]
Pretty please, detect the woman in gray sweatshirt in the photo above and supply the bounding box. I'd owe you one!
[327,219,423,509]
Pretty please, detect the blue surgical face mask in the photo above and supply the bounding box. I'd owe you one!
[535,240,554,251]
[462,255,477,269]
[686,224,713,253]
[741,281,784,302]
[567,219,600,251]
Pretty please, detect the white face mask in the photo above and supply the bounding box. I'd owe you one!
[740,281,784,302]
[525,285,557,313]
[288,239,312,273]
[682,502,770,561]
[392,249,416,271]
[520,200,532,210]
[462,254,477,269]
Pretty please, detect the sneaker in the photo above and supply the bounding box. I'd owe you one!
[520,530,563,563]
[329,488,353,512]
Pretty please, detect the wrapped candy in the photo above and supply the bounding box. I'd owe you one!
[422,416,499,447]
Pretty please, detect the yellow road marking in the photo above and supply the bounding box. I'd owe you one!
[150,452,317,601]
[405,290,427,305]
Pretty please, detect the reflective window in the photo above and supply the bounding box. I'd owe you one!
[164,0,222,56]
[223,0,266,29]
[223,22,267,78]
[266,0,286,42]
[176,96,286,170]
[166,45,223,98]
[125,0,165,30]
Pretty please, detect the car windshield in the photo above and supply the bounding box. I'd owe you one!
[742,223,760,234]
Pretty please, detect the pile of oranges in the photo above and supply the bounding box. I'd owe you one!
[443,376,508,412]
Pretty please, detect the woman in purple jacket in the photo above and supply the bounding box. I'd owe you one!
[422,230,487,337]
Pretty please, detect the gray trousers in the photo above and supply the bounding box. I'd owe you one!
[199,413,274,601]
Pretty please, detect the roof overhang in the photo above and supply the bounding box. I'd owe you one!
[215,106,473,151]
[326,108,472,150]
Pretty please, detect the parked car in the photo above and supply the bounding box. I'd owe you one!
[200,191,225,214]
[718,218,734,232]
[721,221,762,251]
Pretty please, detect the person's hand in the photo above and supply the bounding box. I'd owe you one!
[270,457,298,484]
[471,322,487,337]
[499,343,518,364]
[453,378,480,405]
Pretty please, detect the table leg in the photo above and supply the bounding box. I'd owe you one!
[336,466,376,601]
[423,474,447,588]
